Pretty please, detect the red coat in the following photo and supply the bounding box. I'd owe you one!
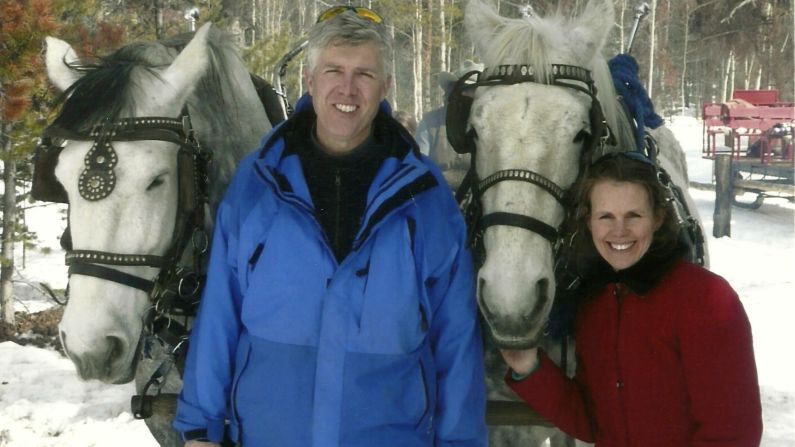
[507,261,762,446]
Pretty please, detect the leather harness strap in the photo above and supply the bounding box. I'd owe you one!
[457,63,611,257]
[68,263,155,294]
[480,212,558,244]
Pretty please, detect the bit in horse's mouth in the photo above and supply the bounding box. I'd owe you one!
[484,323,541,350]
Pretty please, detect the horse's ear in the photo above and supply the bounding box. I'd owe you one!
[157,22,213,112]
[464,0,505,66]
[569,0,614,62]
[45,37,82,92]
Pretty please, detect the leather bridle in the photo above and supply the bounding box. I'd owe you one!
[455,64,614,261]
[34,114,211,317]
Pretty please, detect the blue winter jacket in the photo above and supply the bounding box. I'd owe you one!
[173,101,487,447]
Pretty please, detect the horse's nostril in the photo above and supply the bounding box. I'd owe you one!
[524,278,549,322]
[106,336,125,364]
[536,278,549,302]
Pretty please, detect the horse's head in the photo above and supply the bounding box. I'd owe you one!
[42,24,268,383]
[462,0,635,348]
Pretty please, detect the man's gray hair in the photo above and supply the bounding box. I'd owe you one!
[305,9,393,77]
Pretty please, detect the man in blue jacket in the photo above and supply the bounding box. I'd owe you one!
[173,6,487,447]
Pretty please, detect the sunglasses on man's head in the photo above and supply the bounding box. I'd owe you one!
[316,5,383,24]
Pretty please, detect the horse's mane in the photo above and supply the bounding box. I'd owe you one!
[465,0,636,154]
[52,29,265,207]
[52,42,169,132]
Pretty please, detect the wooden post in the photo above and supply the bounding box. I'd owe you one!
[713,154,732,238]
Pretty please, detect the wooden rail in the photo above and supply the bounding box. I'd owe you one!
[132,394,555,427]
[486,400,554,426]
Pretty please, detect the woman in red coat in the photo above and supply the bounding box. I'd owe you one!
[501,152,763,446]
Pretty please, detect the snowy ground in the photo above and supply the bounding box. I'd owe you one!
[1,116,793,446]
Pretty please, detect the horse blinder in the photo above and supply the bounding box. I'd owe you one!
[446,70,481,155]
[31,137,69,204]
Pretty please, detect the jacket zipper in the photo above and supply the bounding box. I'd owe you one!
[230,341,253,438]
[613,283,631,446]
[353,171,437,251]
[417,357,431,430]
[333,169,342,255]
[253,163,339,264]
[253,156,434,263]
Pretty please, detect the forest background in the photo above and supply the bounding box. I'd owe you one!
[1,0,794,322]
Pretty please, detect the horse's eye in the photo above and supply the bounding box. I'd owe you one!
[573,129,590,143]
[146,176,166,191]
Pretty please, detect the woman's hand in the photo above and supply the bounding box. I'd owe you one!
[500,348,539,377]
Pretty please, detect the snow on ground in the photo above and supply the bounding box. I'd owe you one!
[1,115,793,446]
[0,343,153,446]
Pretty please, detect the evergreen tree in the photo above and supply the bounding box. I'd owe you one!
[0,0,57,323]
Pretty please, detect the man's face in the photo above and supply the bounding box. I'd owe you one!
[305,41,390,154]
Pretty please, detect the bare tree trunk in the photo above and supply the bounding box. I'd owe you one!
[680,2,690,112]
[298,0,305,31]
[412,0,424,119]
[762,40,771,89]
[619,0,627,53]
[720,57,728,102]
[742,54,756,89]
[273,1,287,34]
[1,121,16,325]
[440,0,447,75]
[154,0,164,39]
[389,25,398,110]
[248,0,259,43]
[727,50,736,99]
[646,0,657,98]
[423,0,432,113]
[436,0,447,109]
[445,5,453,71]
[658,0,671,110]
[731,52,737,98]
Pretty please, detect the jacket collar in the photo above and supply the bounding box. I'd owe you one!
[252,97,436,246]
[547,237,688,339]
[584,239,688,297]
[257,95,421,176]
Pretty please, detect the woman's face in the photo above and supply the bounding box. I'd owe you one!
[587,180,662,271]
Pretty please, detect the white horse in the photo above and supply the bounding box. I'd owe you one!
[460,0,707,445]
[40,24,271,445]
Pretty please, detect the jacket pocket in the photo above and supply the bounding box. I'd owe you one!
[348,221,425,354]
[241,242,264,292]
